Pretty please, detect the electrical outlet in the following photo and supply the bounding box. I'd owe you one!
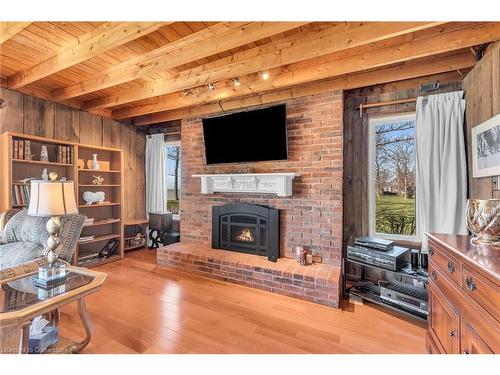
[493,176,500,191]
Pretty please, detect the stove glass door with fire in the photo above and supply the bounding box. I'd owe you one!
[220,215,268,255]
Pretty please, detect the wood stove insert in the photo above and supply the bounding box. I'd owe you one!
[212,203,279,262]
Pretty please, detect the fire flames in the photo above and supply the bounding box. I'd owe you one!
[236,228,255,242]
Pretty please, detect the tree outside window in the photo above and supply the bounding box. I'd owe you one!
[370,114,417,239]
[166,142,181,214]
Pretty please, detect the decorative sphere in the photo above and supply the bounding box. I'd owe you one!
[47,251,59,265]
[46,217,62,234]
[46,235,61,251]
[49,172,58,181]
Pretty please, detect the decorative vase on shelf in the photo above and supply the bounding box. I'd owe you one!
[91,154,100,170]
[40,146,49,162]
[466,199,500,245]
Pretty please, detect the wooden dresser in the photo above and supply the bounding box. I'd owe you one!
[426,234,499,354]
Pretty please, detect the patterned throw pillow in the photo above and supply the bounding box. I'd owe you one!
[2,210,85,263]
[0,210,21,244]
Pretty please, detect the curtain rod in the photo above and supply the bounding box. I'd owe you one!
[358,98,417,118]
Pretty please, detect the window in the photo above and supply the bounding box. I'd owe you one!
[368,113,417,240]
[166,140,181,215]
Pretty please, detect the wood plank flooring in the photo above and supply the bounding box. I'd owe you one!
[58,249,427,353]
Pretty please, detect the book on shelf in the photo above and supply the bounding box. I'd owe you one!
[18,140,24,160]
[83,218,95,226]
[12,140,18,159]
[24,140,31,159]
[11,184,30,206]
[56,145,73,164]
[78,235,95,243]
[78,253,100,261]
[17,177,35,184]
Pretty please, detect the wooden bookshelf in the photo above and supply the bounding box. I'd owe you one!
[0,131,125,268]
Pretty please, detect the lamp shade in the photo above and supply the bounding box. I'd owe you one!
[28,180,78,217]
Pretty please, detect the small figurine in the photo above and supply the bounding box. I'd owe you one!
[41,168,49,181]
[92,175,104,185]
[40,146,49,162]
[83,191,105,205]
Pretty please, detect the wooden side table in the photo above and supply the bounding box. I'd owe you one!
[0,266,106,354]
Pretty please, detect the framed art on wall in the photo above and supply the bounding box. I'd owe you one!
[472,113,500,178]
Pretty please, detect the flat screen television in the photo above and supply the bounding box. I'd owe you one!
[202,104,288,164]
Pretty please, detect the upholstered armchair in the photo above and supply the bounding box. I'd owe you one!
[0,209,85,281]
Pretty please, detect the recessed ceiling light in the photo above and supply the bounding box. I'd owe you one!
[232,77,241,87]
[207,82,216,91]
[259,71,270,80]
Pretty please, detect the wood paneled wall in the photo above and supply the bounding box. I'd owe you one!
[0,88,146,219]
[463,41,500,199]
[342,71,465,251]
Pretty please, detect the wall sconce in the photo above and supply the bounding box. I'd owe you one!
[207,82,216,91]
[232,77,241,87]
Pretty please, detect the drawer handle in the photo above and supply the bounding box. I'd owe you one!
[447,262,455,273]
[466,277,477,291]
[449,330,456,338]
[463,349,470,354]
[431,271,437,281]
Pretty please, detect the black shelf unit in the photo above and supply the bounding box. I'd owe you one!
[342,257,429,322]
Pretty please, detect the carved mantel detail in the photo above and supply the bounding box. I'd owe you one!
[192,173,300,197]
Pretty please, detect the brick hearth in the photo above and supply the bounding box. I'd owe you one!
[157,243,341,307]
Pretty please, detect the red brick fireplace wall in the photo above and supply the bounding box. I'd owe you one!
[180,91,343,265]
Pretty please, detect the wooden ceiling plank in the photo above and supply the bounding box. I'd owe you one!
[4,29,60,56]
[0,22,31,45]
[132,51,475,125]
[84,21,446,111]
[51,22,94,38]
[50,22,308,101]
[31,22,77,46]
[110,22,500,117]
[8,22,171,89]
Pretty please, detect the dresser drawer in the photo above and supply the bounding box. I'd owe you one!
[461,265,500,322]
[461,320,494,354]
[429,242,460,286]
[428,284,460,353]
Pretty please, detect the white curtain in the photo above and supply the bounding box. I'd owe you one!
[416,91,468,253]
[145,134,167,215]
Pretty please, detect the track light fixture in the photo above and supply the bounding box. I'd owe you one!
[183,89,191,96]
[207,82,215,91]
[258,71,270,80]
[232,77,241,87]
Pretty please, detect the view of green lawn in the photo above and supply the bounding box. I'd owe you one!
[376,195,416,235]
[167,199,180,214]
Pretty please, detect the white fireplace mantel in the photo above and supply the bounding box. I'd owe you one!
[192,173,300,197]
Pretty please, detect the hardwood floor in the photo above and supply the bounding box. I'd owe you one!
[58,249,427,354]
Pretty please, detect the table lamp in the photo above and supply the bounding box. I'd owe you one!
[28,173,78,285]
